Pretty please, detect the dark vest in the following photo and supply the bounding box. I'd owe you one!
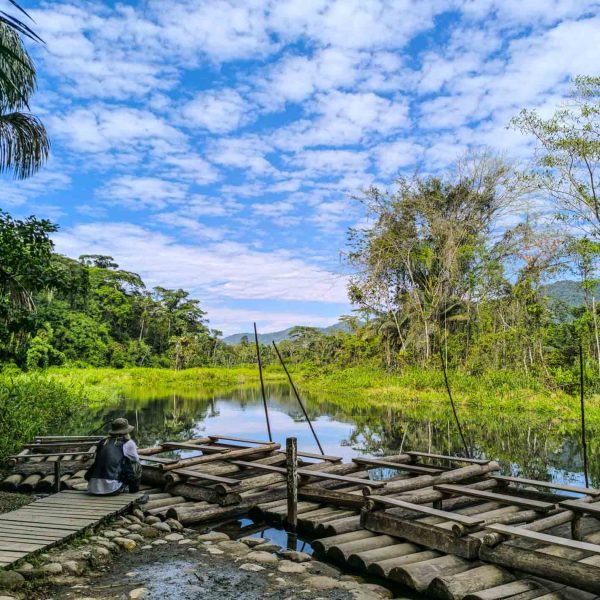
[88,438,126,480]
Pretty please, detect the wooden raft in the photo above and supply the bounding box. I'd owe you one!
[0,490,144,567]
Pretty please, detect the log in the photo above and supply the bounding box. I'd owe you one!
[9,460,88,477]
[389,554,473,592]
[373,462,500,497]
[162,444,279,471]
[348,541,420,571]
[18,473,42,492]
[0,474,23,491]
[145,499,188,516]
[6,449,30,467]
[427,565,515,600]
[167,502,251,525]
[145,495,186,510]
[298,485,367,509]
[166,483,220,504]
[300,510,357,532]
[478,543,600,594]
[328,534,397,563]
[315,515,362,536]
[311,530,376,554]
[463,580,544,600]
[368,550,441,578]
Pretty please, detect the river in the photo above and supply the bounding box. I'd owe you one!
[83,381,596,488]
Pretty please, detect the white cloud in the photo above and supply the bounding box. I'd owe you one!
[97,177,188,210]
[181,89,253,133]
[53,222,349,304]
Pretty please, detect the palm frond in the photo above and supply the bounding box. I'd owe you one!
[0,22,35,111]
[0,111,49,179]
[0,1,43,44]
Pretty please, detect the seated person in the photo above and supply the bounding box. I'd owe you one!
[85,418,143,495]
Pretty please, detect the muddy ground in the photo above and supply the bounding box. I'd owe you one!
[33,540,379,600]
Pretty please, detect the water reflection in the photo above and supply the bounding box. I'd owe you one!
[76,382,599,487]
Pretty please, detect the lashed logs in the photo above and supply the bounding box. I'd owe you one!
[0,474,24,491]
[427,565,516,600]
[348,541,420,571]
[327,534,397,563]
[389,554,473,592]
[312,530,376,554]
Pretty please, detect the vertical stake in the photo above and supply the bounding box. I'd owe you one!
[54,460,61,494]
[273,341,325,455]
[254,322,272,442]
[286,437,298,530]
[439,345,471,459]
[580,343,590,488]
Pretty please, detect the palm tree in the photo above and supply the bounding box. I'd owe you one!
[0,1,48,179]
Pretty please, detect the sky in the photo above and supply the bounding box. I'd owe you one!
[2,0,600,335]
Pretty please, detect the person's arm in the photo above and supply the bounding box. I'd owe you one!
[123,439,140,462]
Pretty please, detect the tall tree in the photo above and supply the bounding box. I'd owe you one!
[511,76,600,238]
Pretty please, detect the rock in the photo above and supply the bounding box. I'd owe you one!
[305,560,342,577]
[152,539,167,546]
[217,540,251,555]
[254,543,280,553]
[240,536,267,547]
[278,550,312,563]
[126,534,145,543]
[129,514,143,524]
[133,508,145,520]
[178,539,195,545]
[95,540,118,552]
[61,560,85,575]
[141,545,152,550]
[129,588,149,599]
[102,530,119,539]
[90,546,111,566]
[115,527,129,535]
[14,568,43,580]
[145,516,161,525]
[14,562,33,572]
[164,533,184,542]
[165,518,183,531]
[238,563,265,572]
[197,531,229,542]
[41,563,63,575]
[303,575,342,590]
[113,537,137,551]
[206,546,224,555]
[0,570,25,590]
[278,560,307,574]
[246,551,278,564]
[127,523,142,532]
[139,526,160,539]
[151,522,171,533]
[358,584,393,598]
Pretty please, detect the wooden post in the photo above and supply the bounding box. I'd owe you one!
[54,460,61,494]
[286,437,298,530]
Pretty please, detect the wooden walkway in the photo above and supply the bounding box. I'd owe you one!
[0,489,144,567]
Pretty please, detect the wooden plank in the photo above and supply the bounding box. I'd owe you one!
[231,460,385,487]
[168,469,241,485]
[558,499,600,516]
[209,434,272,445]
[368,495,484,527]
[277,449,342,462]
[0,532,62,542]
[0,541,45,552]
[434,484,555,512]
[139,455,180,464]
[7,451,95,460]
[406,451,490,465]
[161,442,229,453]
[18,506,108,517]
[486,523,600,554]
[493,475,600,496]
[0,515,92,528]
[353,457,444,475]
[36,498,132,508]
[0,524,75,537]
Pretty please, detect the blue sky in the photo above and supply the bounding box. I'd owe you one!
[2,0,599,334]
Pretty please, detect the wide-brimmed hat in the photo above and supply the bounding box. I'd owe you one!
[108,417,134,436]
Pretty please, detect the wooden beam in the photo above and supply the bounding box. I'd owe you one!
[434,484,555,512]
[353,457,444,475]
[167,468,241,485]
[558,499,600,516]
[208,434,272,445]
[367,495,484,527]
[406,451,490,465]
[493,475,600,497]
[161,442,229,453]
[284,450,342,462]
[230,460,386,487]
[485,523,600,554]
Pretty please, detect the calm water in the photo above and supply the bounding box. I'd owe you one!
[80,382,598,488]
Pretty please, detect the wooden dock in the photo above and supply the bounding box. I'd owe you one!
[0,489,144,567]
[4,434,600,599]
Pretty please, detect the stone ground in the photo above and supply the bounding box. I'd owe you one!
[0,514,398,600]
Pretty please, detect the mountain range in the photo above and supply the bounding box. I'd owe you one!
[222,280,598,344]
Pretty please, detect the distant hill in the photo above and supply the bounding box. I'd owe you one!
[222,321,351,345]
[542,280,600,307]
